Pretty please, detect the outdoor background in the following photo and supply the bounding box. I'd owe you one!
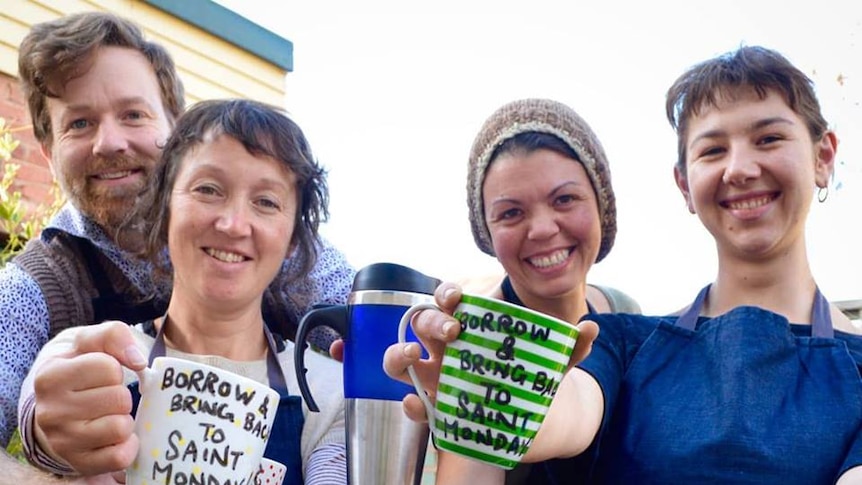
[218,0,861,315]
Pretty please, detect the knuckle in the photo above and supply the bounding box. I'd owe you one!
[92,444,135,473]
[34,404,67,434]
[85,354,125,383]
[33,373,57,397]
[413,309,438,332]
[113,415,136,443]
[104,385,134,414]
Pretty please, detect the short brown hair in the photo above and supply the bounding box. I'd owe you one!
[666,45,828,176]
[18,11,185,145]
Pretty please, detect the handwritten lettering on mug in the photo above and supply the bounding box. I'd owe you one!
[159,366,275,439]
[128,357,280,485]
[400,295,578,469]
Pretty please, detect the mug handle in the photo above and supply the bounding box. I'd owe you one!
[135,361,157,391]
[397,303,440,425]
[294,305,348,412]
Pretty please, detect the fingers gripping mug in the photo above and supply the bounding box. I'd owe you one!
[398,294,579,469]
[127,357,281,485]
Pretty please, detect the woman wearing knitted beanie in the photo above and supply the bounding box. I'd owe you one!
[461,98,634,484]
[393,98,634,484]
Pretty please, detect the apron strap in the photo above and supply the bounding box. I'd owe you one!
[148,316,292,394]
[263,325,290,391]
[676,284,833,337]
[810,287,833,338]
[676,285,711,331]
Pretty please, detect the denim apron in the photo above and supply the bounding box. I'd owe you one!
[129,319,306,485]
[597,285,861,483]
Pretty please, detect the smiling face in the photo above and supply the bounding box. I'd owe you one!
[484,148,601,301]
[167,134,296,310]
[43,46,171,230]
[675,88,836,261]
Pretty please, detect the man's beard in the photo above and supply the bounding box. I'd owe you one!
[61,154,155,248]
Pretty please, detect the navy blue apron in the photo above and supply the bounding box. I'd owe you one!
[597,285,861,483]
[129,318,306,484]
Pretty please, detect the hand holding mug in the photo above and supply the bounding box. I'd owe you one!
[396,286,581,469]
[33,321,148,475]
[383,283,464,422]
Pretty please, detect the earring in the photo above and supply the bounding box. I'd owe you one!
[817,185,829,203]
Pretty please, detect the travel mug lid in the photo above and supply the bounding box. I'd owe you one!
[352,262,440,295]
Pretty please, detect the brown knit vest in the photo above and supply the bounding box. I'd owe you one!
[12,232,163,339]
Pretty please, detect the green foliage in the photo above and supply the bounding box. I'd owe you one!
[6,428,26,463]
[0,120,61,460]
[0,118,63,266]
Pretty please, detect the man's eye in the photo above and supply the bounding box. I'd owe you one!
[700,146,725,158]
[69,119,89,130]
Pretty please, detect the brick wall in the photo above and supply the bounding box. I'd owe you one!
[0,72,54,212]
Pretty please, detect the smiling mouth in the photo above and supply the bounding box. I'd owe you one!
[205,248,247,263]
[528,248,571,269]
[722,194,776,210]
[93,170,136,180]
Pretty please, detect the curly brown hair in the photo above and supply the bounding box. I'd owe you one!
[18,11,185,146]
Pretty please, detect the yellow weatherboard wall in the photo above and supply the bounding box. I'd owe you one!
[0,0,287,107]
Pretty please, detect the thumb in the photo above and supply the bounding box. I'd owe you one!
[71,320,148,371]
[569,319,599,367]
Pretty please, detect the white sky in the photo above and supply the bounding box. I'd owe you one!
[216,0,861,314]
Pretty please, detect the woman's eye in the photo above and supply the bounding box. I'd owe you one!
[193,184,219,196]
[757,134,783,145]
[555,194,576,205]
[499,208,521,220]
[257,198,281,210]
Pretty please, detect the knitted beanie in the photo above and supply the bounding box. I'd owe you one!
[467,98,616,262]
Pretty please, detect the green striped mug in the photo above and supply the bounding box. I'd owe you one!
[398,294,579,469]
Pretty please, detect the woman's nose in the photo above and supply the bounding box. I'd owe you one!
[722,144,761,185]
[527,209,560,240]
[214,202,252,237]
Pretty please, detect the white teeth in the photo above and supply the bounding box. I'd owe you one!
[728,195,772,210]
[95,170,133,180]
[529,249,570,268]
[206,248,245,263]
